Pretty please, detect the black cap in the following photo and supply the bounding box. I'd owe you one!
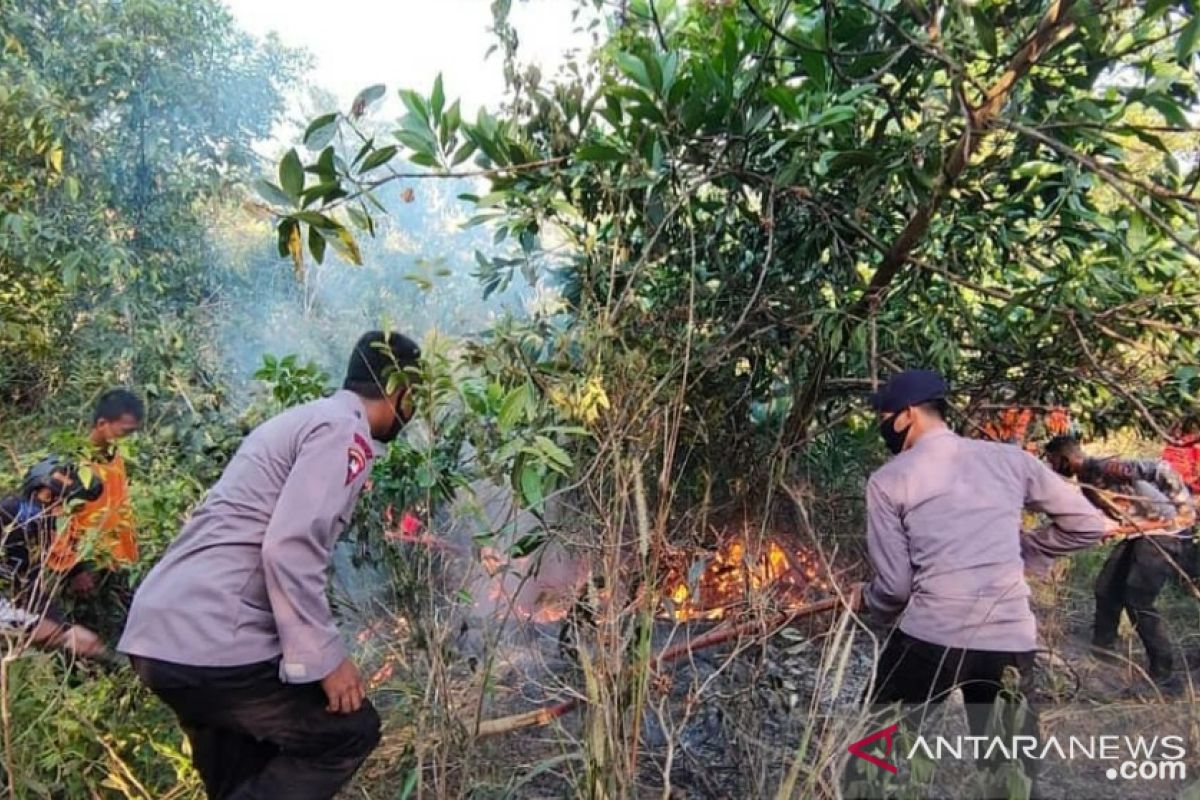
[869,370,947,414]
[343,331,421,394]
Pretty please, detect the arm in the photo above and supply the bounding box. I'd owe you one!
[862,476,912,624]
[1108,459,1192,526]
[1020,453,1113,573]
[262,419,363,684]
[1099,459,1188,506]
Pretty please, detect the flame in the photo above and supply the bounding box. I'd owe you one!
[660,535,829,622]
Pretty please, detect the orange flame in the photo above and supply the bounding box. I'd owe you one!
[660,536,829,622]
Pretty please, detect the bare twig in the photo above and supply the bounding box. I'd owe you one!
[470,595,844,737]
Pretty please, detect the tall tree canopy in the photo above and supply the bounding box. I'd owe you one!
[271,0,1199,494]
[0,0,304,405]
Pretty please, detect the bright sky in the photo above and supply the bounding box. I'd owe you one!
[227,0,594,115]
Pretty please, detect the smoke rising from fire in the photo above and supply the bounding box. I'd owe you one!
[212,175,530,389]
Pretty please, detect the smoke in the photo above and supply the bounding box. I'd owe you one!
[210,172,532,393]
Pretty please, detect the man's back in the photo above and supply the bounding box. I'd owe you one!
[119,391,375,676]
[866,429,1104,651]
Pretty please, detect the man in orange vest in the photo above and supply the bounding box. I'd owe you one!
[47,389,144,631]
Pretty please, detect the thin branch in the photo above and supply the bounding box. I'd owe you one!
[1068,314,1177,442]
[1007,119,1200,206]
[337,156,570,205]
[1006,120,1200,262]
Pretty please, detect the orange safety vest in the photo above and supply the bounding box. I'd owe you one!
[1163,439,1200,495]
[47,453,138,571]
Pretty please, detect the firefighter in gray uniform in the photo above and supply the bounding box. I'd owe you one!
[119,331,420,800]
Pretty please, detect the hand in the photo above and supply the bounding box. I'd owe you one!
[480,546,506,576]
[70,571,98,595]
[321,658,367,715]
[62,625,107,658]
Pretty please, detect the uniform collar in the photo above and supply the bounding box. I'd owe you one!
[909,426,955,451]
[331,389,385,456]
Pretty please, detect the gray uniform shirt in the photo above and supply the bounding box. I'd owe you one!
[864,428,1111,652]
[119,391,378,683]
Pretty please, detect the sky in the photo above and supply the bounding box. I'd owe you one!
[227,0,595,115]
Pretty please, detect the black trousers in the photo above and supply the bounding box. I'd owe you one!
[870,631,1040,775]
[1094,537,1179,679]
[131,657,380,800]
[67,569,133,641]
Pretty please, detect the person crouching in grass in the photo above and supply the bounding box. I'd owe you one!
[1,456,110,660]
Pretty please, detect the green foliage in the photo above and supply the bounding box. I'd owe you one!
[0,0,306,405]
[350,330,591,557]
[2,655,200,798]
[254,354,331,409]
[276,0,1200,495]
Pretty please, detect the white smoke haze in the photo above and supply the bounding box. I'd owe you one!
[212,174,533,389]
[211,0,598,387]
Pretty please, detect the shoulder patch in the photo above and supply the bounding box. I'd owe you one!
[346,433,374,486]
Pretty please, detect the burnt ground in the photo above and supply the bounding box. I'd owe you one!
[448,560,1200,800]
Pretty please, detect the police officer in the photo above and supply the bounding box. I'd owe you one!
[119,331,420,800]
[858,370,1111,792]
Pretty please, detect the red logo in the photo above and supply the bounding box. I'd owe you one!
[848,724,899,774]
[346,434,374,486]
[346,446,367,485]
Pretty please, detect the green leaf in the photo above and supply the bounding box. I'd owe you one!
[254,179,294,208]
[399,89,428,121]
[970,8,998,57]
[498,385,529,433]
[399,768,419,800]
[415,464,436,488]
[303,113,339,150]
[347,206,371,231]
[279,149,304,198]
[360,145,398,173]
[1141,94,1188,128]
[519,464,544,510]
[510,530,547,558]
[577,143,625,162]
[276,218,298,258]
[354,84,386,110]
[293,211,338,229]
[300,181,343,207]
[1127,212,1147,253]
[314,146,336,180]
[534,435,573,471]
[811,106,855,128]
[431,73,445,119]
[451,140,477,166]
[616,53,654,92]
[329,226,363,265]
[1177,13,1200,64]
[1013,161,1062,179]
[308,226,326,264]
[762,86,800,120]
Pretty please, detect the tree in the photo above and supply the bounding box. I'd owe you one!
[0,0,305,405]
[270,0,1199,497]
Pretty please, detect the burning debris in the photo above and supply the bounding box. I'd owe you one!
[660,533,832,622]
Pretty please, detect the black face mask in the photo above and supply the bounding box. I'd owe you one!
[376,393,412,444]
[880,414,909,455]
